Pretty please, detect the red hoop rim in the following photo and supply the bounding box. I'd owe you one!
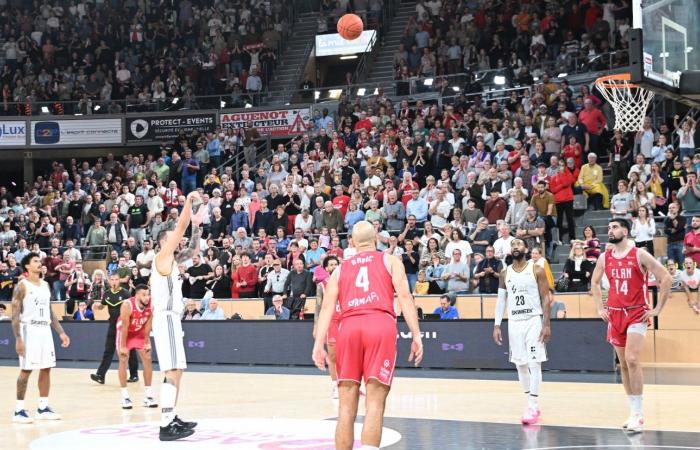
[594,73,643,89]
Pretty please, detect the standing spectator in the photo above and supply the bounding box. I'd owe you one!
[665,202,687,265]
[383,191,406,232]
[106,213,128,253]
[65,261,92,315]
[127,195,150,246]
[442,249,470,294]
[402,240,420,292]
[549,159,576,243]
[516,207,546,254]
[631,205,656,255]
[264,258,289,313]
[578,99,606,156]
[561,113,590,155]
[581,226,601,263]
[283,259,314,319]
[609,130,632,192]
[185,253,214,300]
[610,180,633,219]
[677,172,700,217]
[674,115,696,160]
[472,246,502,294]
[243,122,261,167]
[206,132,222,169]
[233,253,258,298]
[684,216,700,267]
[484,189,508,224]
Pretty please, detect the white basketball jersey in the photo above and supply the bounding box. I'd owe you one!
[150,255,185,315]
[504,260,543,321]
[20,279,52,325]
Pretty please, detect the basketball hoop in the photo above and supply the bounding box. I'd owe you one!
[594,73,655,133]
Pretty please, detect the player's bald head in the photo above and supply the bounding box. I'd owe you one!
[351,221,376,246]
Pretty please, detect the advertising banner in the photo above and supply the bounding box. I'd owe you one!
[126,113,216,143]
[0,121,27,146]
[0,320,612,371]
[30,119,122,146]
[220,108,311,136]
[315,30,377,57]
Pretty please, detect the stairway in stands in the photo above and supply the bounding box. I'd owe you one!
[263,12,319,106]
[364,1,416,86]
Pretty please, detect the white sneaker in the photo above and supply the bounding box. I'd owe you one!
[143,397,158,408]
[121,398,133,410]
[331,383,339,399]
[622,415,633,430]
[626,413,644,433]
[13,409,33,424]
[36,407,61,420]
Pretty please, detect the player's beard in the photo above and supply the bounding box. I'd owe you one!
[693,225,700,230]
[608,235,624,244]
[511,250,525,261]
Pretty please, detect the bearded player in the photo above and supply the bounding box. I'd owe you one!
[313,221,423,450]
[493,238,551,425]
[591,218,671,433]
[117,284,156,410]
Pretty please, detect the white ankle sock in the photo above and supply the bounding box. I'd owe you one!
[38,397,48,410]
[15,400,24,412]
[121,388,130,400]
[629,395,643,415]
[160,382,177,426]
[144,386,153,398]
[528,394,539,409]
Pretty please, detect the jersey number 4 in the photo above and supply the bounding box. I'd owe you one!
[355,266,369,292]
[614,279,629,296]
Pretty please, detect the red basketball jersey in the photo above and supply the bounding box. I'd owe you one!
[604,247,648,308]
[118,297,153,335]
[337,250,396,319]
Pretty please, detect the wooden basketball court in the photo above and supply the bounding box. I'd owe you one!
[2,362,699,449]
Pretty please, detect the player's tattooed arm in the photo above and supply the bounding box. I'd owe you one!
[11,281,25,340]
[49,307,65,336]
[175,224,202,264]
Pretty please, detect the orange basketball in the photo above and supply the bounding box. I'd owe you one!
[337,14,364,41]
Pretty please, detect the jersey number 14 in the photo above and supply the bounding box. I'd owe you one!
[614,279,629,296]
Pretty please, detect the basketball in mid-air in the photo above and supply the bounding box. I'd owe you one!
[337,14,363,41]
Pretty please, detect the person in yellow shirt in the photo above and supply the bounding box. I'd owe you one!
[413,270,430,295]
[577,153,609,209]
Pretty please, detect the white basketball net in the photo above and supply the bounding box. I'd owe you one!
[595,78,655,132]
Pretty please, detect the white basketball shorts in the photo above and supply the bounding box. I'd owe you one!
[19,324,56,370]
[508,315,547,365]
[153,313,187,372]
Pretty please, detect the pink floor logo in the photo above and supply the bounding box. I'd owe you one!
[30,418,402,449]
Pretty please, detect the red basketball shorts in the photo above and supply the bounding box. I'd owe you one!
[116,329,147,351]
[326,317,339,345]
[335,313,397,386]
[606,306,648,348]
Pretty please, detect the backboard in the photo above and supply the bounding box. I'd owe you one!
[630,0,700,105]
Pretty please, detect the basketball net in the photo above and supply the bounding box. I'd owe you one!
[594,74,655,132]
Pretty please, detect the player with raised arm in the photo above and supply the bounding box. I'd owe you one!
[493,238,552,425]
[313,221,424,450]
[12,252,70,423]
[591,218,671,433]
[116,284,156,410]
[151,191,206,441]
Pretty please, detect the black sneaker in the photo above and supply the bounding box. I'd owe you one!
[90,374,105,385]
[159,421,195,441]
[127,376,139,383]
[173,415,197,429]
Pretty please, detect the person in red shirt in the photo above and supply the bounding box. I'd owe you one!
[233,253,258,298]
[507,141,526,174]
[332,185,351,218]
[561,135,583,169]
[313,221,423,450]
[354,111,373,133]
[683,216,700,267]
[591,219,670,433]
[578,99,606,156]
[117,285,156,409]
[484,189,508,224]
[548,159,576,242]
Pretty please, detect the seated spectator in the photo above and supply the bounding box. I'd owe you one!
[679,257,700,314]
[550,301,567,319]
[72,300,95,321]
[433,295,459,320]
[413,270,430,295]
[424,254,446,294]
[265,295,291,320]
[201,298,226,320]
[530,248,554,290]
[562,242,594,292]
[182,300,202,321]
[577,153,609,210]
[0,304,8,320]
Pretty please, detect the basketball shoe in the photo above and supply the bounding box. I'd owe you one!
[625,413,644,433]
[174,415,197,429]
[143,397,158,408]
[12,409,33,424]
[521,407,541,425]
[121,398,133,410]
[36,407,61,420]
[159,420,195,441]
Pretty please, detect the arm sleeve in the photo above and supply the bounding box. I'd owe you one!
[495,288,507,326]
